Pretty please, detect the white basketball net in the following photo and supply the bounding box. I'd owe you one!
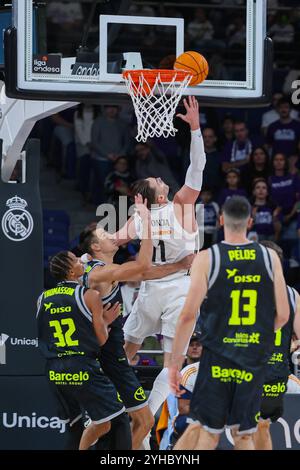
[123,71,191,142]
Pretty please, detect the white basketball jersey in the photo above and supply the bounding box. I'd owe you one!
[134,201,198,265]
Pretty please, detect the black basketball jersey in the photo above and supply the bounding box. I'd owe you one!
[200,242,276,370]
[37,281,100,359]
[265,285,296,382]
[82,259,123,307]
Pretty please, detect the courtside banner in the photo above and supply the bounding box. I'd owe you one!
[0,140,44,375]
[219,393,300,449]
[0,376,69,450]
[0,375,299,450]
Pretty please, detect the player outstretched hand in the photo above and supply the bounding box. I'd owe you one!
[168,364,184,397]
[176,96,200,131]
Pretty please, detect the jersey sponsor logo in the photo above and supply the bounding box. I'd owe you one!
[46,305,72,315]
[223,332,260,346]
[228,249,256,262]
[151,219,170,227]
[57,350,85,358]
[263,382,286,396]
[226,268,239,279]
[211,366,253,383]
[233,275,261,283]
[226,269,261,283]
[1,412,66,434]
[134,386,147,402]
[44,302,53,312]
[1,196,34,242]
[44,287,75,298]
[268,352,284,364]
[49,370,89,384]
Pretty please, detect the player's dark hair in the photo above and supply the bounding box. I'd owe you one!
[50,251,73,282]
[222,196,251,233]
[131,179,157,209]
[260,240,283,262]
[79,222,98,255]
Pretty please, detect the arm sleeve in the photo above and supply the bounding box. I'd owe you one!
[185,129,206,191]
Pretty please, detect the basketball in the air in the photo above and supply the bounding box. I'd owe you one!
[174,51,209,86]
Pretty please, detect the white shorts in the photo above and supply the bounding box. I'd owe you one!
[123,274,191,349]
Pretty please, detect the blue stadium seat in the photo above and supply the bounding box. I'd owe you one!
[43,210,70,267]
[44,245,68,268]
[43,209,70,226]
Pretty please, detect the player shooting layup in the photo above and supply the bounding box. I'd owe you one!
[112,96,206,420]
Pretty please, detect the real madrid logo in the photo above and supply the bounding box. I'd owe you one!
[1,196,34,242]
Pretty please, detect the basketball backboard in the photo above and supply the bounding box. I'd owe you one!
[4,0,272,107]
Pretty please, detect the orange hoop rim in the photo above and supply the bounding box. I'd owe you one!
[122,69,191,84]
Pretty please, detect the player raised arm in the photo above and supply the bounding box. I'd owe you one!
[174,96,206,206]
[131,254,195,281]
[89,195,152,284]
[169,250,209,395]
[268,249,290,331]
[113,215,137,247]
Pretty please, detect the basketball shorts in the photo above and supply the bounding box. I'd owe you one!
[99,316,148,412]
[188,347,266,434]
[124,274,191,351]
[46,356,125,424]
[259,378,288,422]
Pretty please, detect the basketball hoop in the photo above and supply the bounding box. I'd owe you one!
[122,69,192,142]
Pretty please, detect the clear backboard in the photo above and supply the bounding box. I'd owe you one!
[4,0,272,107]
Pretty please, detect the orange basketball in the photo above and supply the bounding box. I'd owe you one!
[174,51,209,86]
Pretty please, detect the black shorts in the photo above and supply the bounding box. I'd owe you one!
[46,356,124,424]
[99,316,148,412]
[189,348,266,434]
[260,378,288,422]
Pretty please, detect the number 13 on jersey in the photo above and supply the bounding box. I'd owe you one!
[229,289,258,326]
